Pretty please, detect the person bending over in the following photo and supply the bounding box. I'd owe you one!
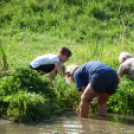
[118,52,134,81]
[65,62,119,117]
[30,46,72,80]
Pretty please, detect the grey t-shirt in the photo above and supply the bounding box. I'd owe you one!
[118,58,134,79]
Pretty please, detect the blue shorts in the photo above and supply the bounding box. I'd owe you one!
[90,70,119,94]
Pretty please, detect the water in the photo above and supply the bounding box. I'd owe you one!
[0,114,134,134]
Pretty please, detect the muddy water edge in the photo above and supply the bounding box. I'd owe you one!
[0,114,134,134]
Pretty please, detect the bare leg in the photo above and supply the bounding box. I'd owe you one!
[97,93,111,116]
[80,84,99,117]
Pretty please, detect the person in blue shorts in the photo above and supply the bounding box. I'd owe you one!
[65,62,119,117]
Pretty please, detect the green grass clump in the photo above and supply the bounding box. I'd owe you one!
[107,76,134,115]
[0,68,80,122]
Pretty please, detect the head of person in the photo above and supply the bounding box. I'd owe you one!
[57,46,72,63]
[64,64,80,84]
[119,52,133,64]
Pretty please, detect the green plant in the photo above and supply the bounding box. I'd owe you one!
[0,40,8,70]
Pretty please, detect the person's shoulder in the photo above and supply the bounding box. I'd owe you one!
[49,53,60,62]
[125,58,134,63]
[120,58,134,67]
[127,57,134,60]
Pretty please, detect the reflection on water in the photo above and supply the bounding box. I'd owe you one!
[0,114,134,134]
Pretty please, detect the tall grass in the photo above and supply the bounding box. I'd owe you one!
[0,40,8,70]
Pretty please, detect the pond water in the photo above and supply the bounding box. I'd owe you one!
[0,114,134,134]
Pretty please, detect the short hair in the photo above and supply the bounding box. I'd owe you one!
[119,52,133,62]
[58,46,72,57]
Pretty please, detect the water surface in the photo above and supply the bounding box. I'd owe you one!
[0,114,134,134]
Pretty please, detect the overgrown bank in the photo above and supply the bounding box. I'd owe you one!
[0,68,80,123]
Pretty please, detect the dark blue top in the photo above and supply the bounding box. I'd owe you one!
[73,61,114,91]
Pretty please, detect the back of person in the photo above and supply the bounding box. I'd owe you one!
[73,61,118,94]
[30,54,60,69]
[74,61,115,85]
